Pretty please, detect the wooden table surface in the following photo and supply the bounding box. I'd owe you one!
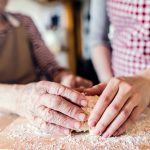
[0,109,150,150]
[0,114,18,132]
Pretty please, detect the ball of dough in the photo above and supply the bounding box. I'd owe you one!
[75,96,99,132]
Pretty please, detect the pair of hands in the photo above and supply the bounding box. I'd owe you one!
[15,71,150,137]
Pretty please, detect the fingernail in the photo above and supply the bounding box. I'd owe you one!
[78,113,86,121]
[93,130,99,135]
[81,100,87,106]
[64,129,70,135]
[74,122,81,129]
[102,133,110,138]
[91,129,101,135]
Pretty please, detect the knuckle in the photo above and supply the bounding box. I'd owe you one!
[64,87,72,97]
[67,106,79,117]
[51,96,62,108]
[121,82,132,93]
[71,92,80,102]
[64,88,81,104]
[38,81,47,86]
[47,109,65,125]
[110,77,120,85]
[101,94,111,103]
[111,103,120,113]
[100,122,107,129]
[64,87,78,100]
[122,108,130,118]
[57,85,66,95]
[45,109,54,121]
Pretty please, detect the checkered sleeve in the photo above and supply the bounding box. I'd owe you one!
[90,0,110,49]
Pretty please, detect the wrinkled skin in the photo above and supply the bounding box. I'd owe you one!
[16,81,88,135]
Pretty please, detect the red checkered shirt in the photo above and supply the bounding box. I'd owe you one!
[107,0,150,76]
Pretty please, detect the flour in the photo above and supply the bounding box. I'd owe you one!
[0,108,150,150]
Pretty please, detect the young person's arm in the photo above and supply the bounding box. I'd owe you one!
[90,0,113,82]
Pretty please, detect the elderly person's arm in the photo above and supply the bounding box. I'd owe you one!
[14,14,92,88]
[90,0,112,82]
[0,81,88,135]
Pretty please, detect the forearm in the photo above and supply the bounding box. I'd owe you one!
[91,44,113,82]
[0,84,23,113]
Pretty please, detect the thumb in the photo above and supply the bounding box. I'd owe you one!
[84,83,107,95]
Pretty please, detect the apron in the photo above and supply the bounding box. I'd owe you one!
[0,23,38,84]
[107,0,150,76]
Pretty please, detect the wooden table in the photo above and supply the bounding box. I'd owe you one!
[0,109,150,150]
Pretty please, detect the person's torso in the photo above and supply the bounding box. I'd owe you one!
[107,0,150,76]
[0,14,38,84]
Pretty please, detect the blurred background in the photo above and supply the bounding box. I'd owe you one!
[6,0,99,84]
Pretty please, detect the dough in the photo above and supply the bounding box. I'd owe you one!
[75,96,99,132]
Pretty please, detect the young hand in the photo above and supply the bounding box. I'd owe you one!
[85,73,150,137]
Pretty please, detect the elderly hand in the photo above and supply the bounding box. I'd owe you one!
[54,71,93,88]
[16,81,87,135]
[85,71,150,137]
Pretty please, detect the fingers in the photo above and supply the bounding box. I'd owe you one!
[37,81,87,107]
[84,83,106,96]
[61,75,76,88]
[102,99,138,138]
[61,75,93,88]
[41,94,87,122]
[91,85,131,135]
[113,107,143,136]
[88,78,120,127]
[32,116,70,136]
[74,87,85,93]
[75,77,93,88]
[37,106,82,130]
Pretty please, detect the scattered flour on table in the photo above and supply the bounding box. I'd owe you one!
[0,109,150,150]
